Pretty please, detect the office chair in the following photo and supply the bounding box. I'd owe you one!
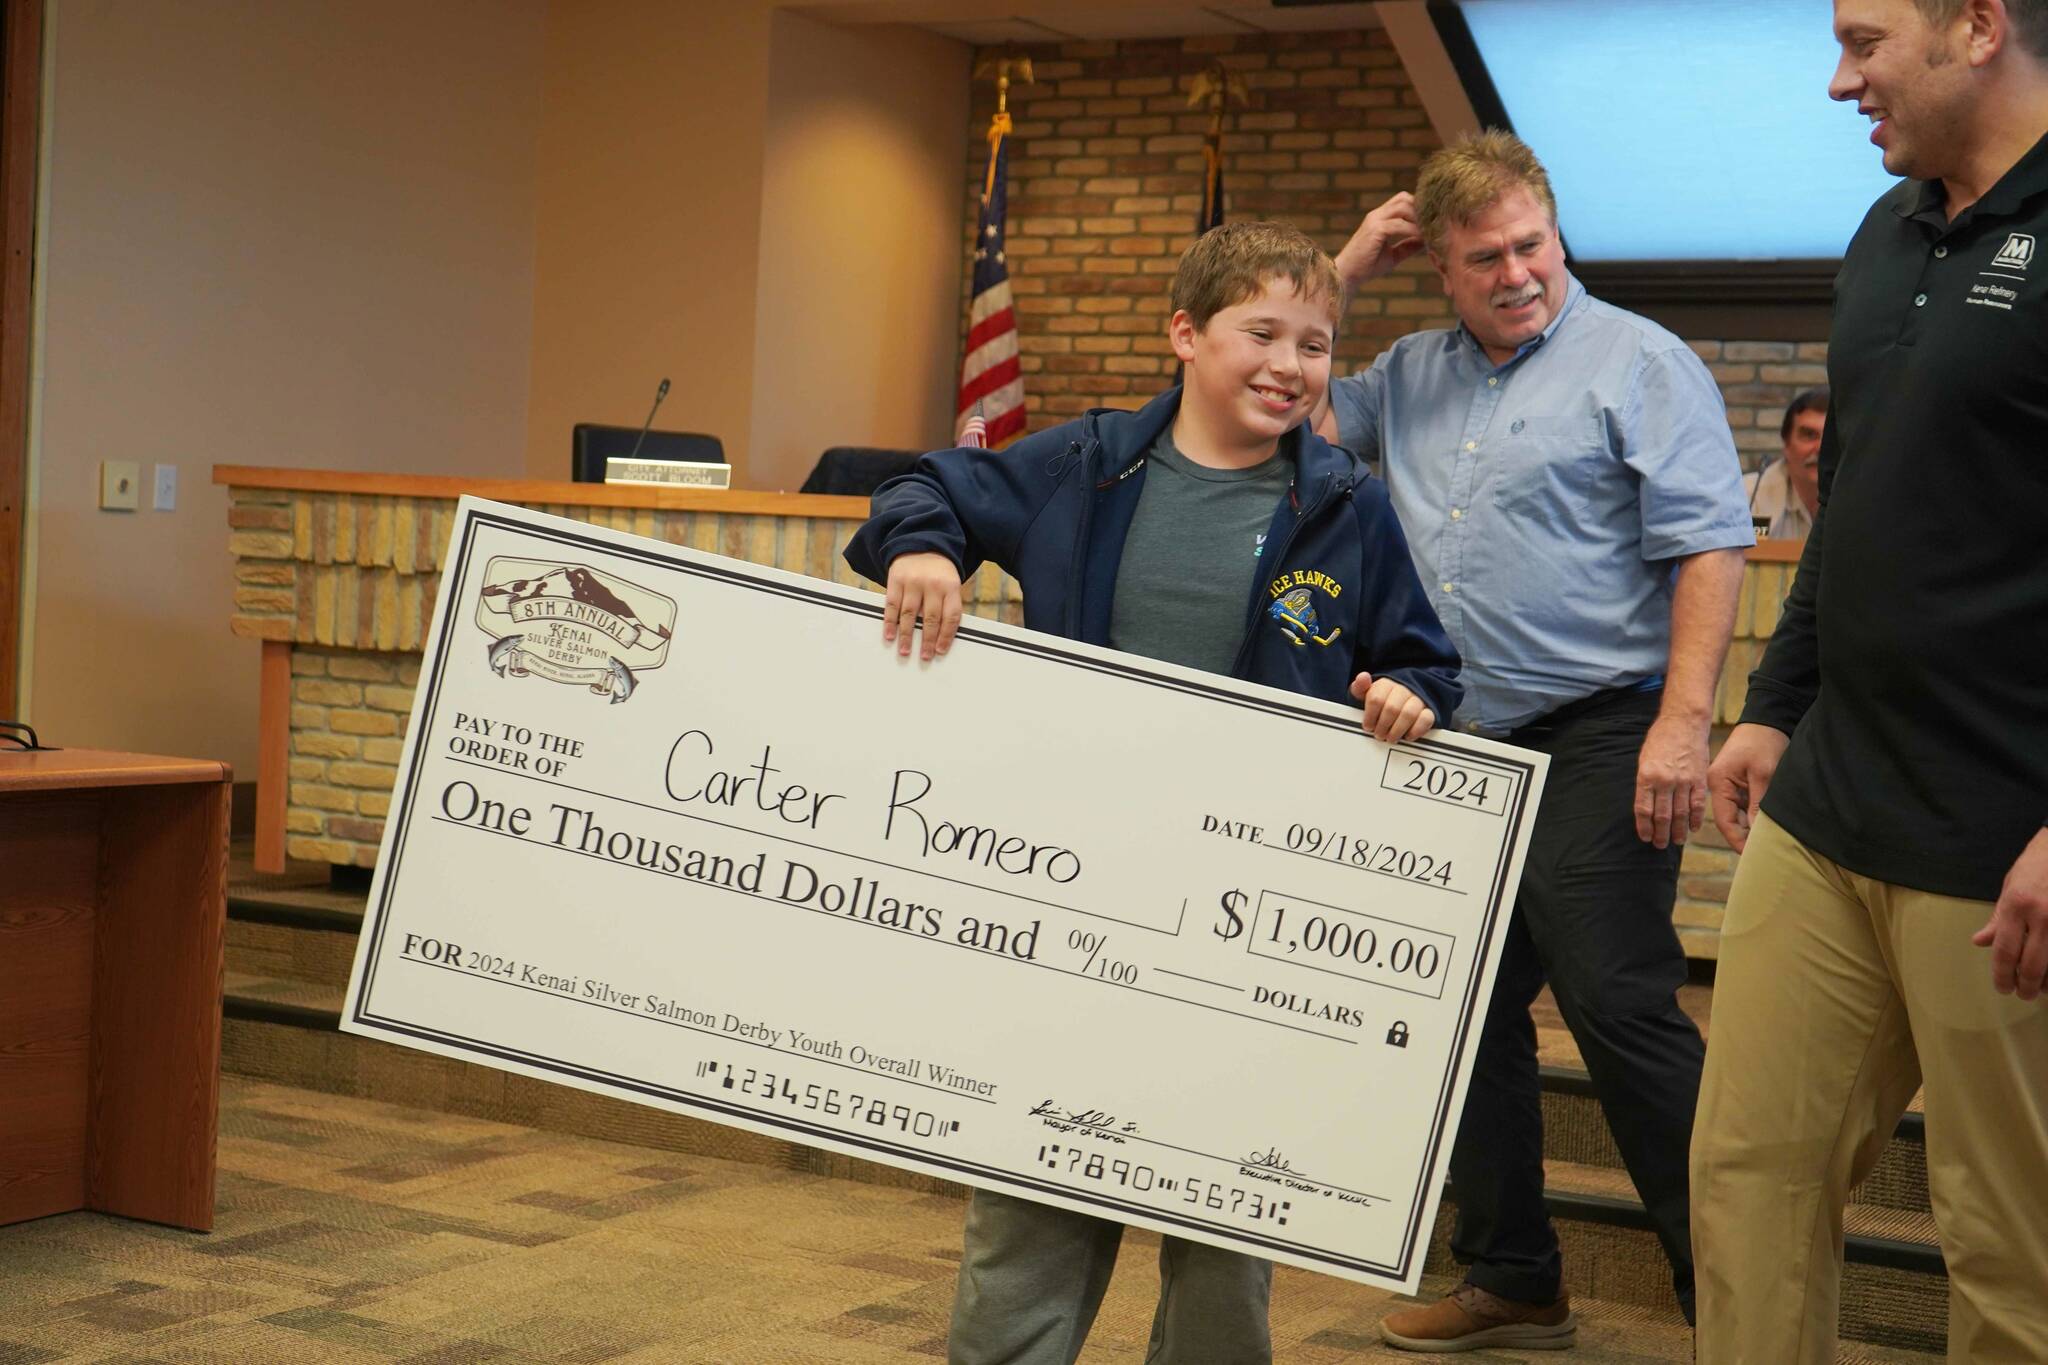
[799,446,924,496]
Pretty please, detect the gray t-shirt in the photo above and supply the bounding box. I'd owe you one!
[1108,430,1293,675]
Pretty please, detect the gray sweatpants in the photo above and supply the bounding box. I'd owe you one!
[947,1188,1273,1365]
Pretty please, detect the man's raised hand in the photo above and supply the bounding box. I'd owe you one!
[1335,191,1427,289]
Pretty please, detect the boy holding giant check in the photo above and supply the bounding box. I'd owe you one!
[847,222,1462,1365]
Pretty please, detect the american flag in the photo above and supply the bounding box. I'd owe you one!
[959,408,988,449]
[957,115,1025,447]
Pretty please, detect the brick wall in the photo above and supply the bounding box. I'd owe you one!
[1690,340,1830,473]
[968,30,1453,433]
[960,34,1827,476]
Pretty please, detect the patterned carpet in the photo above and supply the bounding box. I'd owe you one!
[0,1079,1913,1363]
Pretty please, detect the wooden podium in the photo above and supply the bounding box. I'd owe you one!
[0,749,228,1231]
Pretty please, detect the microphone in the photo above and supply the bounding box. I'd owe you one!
[1747,449,1778,536]
[1748,449,1777,514]
[627,378,671,462]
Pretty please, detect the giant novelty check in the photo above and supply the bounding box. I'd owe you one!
[343,498,1548,1291]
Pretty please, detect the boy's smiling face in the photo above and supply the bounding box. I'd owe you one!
[1170,276,1336,453]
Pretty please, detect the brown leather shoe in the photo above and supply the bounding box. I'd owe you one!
[1380,1281,1576,1352]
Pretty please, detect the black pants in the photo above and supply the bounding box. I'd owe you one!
[1449,687,1702,1320]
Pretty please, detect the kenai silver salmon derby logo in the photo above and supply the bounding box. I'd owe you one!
[475,558,676,704]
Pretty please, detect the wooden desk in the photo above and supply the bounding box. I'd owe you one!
[0,749,228,1231]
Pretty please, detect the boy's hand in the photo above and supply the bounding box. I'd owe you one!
[883,552,963,661]
[1351,672,1436,743]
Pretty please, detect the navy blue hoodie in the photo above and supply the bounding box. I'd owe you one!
[844,388,1461,722]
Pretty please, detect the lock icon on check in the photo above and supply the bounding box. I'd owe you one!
[1386,1021,1410,1048]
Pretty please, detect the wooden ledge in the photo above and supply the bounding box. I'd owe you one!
[0,749,232,793]
[1746,538,1805,563]
[212,466,871,520]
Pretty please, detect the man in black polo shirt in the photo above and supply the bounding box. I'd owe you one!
[1690,0,2048,1359]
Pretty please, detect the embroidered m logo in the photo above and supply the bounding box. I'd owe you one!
[1991,233,2035,271]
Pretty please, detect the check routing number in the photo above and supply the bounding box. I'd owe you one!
[342,498,1547,1291]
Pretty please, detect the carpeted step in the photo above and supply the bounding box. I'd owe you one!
[224,863,366,997]
[1538,1064,1931,1217]
[1421,1160,1947,1354]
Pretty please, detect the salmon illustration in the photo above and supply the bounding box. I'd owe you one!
[596,657,636,704]
[487,635,530,676]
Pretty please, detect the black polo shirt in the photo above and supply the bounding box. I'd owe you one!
[1741,130,2048,901]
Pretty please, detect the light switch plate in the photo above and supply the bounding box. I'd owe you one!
[153,463,177,511]
[100,461,141,511]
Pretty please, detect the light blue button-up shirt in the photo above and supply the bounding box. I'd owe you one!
[1330,275,1754,735]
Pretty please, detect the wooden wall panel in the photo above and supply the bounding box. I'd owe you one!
[87,780,227,1229]
[0,0,42,719]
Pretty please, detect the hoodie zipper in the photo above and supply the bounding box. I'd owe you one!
[1063,436,1102,638]
[1228,474,1345,678]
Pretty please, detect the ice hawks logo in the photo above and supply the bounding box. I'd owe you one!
[1266,569,1345,647]
[475,559,676,704]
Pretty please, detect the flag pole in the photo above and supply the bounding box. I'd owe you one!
[957,56,1033,449]
[1189,64,1247,234]
[973,55,1033,200]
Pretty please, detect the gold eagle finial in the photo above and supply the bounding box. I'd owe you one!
[974,54,1035,116]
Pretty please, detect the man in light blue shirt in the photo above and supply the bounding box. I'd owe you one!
[1317,131,1753,1352]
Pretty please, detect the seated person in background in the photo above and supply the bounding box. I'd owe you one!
[845,221,1462,1365]
[1743,387,1827,539]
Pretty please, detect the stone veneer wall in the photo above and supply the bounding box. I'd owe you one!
[227,487,1022,868]
[284,646,420,864]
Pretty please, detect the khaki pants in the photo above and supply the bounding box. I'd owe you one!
[1691,815,2048,1363]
